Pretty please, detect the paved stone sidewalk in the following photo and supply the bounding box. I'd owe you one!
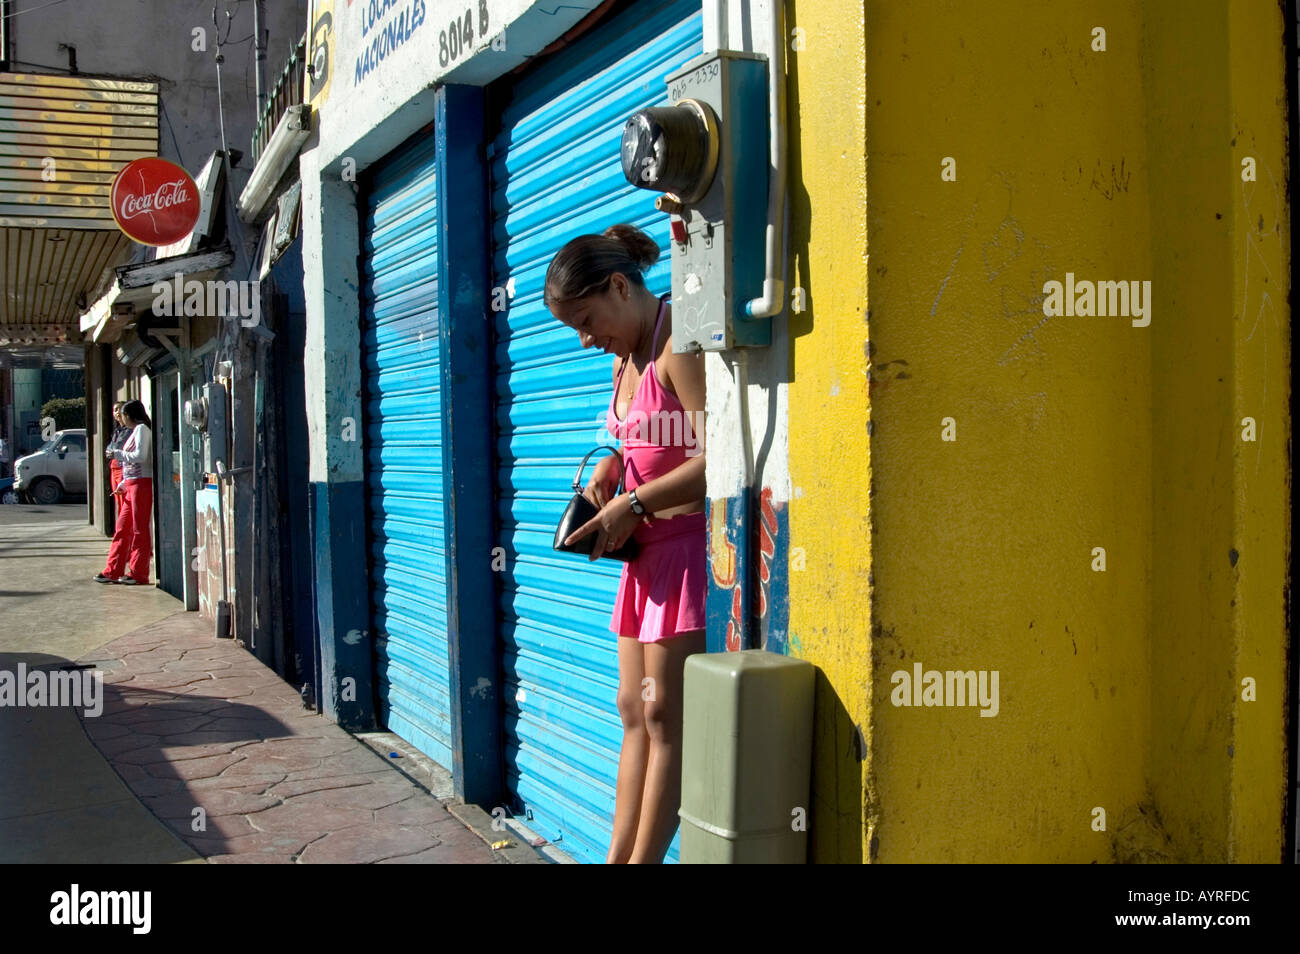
[77,612,529,864]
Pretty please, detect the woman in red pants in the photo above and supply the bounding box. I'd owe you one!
[95,399,154,585]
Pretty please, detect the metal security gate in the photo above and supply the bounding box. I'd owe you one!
[488,0,703,864]
[360,132,452,767]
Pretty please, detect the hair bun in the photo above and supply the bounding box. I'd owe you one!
[603,224,660,271]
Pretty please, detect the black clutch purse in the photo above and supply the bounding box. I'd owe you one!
[553,445,640,563]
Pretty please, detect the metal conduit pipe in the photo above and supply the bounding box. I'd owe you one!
[709,0,773,650]
[735,348,755,649]
[744,0,788,319]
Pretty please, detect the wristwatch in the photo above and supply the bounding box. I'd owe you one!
[628,488,646,515]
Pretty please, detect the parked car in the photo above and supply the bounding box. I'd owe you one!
[12,429,87,505]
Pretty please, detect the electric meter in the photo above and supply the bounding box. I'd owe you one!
[184,397,207,430]
[620,99,719,202]
[619,51,770,351]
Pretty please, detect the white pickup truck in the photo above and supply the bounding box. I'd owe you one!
[12,428,88,504]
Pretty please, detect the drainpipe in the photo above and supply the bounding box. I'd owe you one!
[743,0,787,319]
[707,0,783,651]
[734,2,788,650]
[713,0,728,51]
[735,349,756,649]
[253,0,267,116]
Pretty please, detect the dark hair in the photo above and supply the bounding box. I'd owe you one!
[544,224,660,308]
[121,399,151,428]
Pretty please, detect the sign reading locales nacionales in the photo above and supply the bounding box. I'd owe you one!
[352,0,428,84]
[344,0,502,89]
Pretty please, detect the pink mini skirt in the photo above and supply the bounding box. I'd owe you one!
[609,510,707,643]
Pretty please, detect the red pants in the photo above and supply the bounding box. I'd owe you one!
[103,477,153,583]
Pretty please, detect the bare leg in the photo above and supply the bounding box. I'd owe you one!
[607,636,650,863]
[628,629,706,863]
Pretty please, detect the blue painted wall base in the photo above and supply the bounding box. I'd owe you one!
[311,479,377,730]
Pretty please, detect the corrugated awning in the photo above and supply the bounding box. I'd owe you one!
[0,71,160,345]
[0,72,159,228]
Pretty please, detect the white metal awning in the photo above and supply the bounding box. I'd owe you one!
[79,244,235,344]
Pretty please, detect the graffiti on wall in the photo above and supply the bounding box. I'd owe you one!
[708,487,788,654]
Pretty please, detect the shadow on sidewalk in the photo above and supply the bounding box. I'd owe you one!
[50,615,510,864]
[0,652,202,863]
[82,679,303,858]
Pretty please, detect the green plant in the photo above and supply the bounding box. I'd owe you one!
[40,397,85,431]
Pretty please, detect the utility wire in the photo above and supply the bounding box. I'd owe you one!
[1,0,72,19]
[157,98,187,170]
[212,1,235,158]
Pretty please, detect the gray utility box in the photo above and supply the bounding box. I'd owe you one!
[665,50,771,352]
[201,381,229,474]
[678,649,814,863]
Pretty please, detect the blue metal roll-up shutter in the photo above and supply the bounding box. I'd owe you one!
[360,132,452,767]
[488,0,703,864]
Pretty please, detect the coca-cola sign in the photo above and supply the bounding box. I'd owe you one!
[110,158,201,246]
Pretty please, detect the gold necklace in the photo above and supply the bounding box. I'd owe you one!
[616,362,636,415]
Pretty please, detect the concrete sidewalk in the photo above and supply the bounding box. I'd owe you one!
[0,506,198,863]
[0,506,543,864]
[79,612,531,863]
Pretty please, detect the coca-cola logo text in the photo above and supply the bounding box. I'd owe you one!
[118,179,192,221]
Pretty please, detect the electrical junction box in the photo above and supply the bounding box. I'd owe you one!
[678,650,814,862]
[620,50,771,351]
[201,381,229,473]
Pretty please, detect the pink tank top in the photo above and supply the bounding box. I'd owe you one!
[605,295,699,494]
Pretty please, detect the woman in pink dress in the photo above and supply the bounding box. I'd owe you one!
[548,223,708,864]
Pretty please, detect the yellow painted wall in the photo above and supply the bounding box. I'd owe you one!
[1221,0,1290,864]
[1144,1,1236,864]
[785,0,872,862]
[788,0,1290,862]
